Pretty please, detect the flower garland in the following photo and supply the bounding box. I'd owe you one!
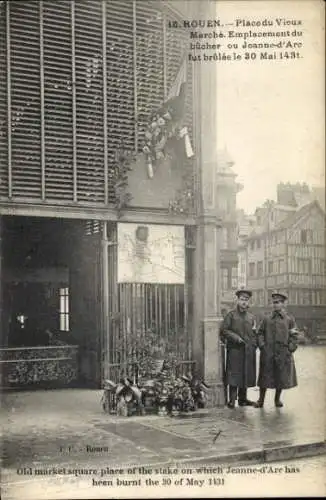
[142,101,193,179]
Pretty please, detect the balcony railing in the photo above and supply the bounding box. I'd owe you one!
[0,345,78,388]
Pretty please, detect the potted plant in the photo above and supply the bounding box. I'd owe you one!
[101,377,144,416]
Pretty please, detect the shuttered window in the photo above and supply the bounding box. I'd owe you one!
[43,0,73,200]
[106,0,134,202]
[136,2,164,143]
[76,0,104,203]
[107,0,134,153]
[1,0,193,206]
[0,1,7,196]
[10,1,41,198]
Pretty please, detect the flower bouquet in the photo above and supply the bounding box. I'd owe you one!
[142,106,193,179]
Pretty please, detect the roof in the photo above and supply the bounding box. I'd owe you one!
[245,200,325,240]
[272,204,296,212]
[276,199,325,230]
[311,186,326,210]
[293,191,315,207]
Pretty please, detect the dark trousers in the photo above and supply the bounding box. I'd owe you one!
[229,386,248,403]
[257,388,283,402]
[238,388,248,402]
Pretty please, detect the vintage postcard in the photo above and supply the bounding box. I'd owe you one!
[0,0,325,498]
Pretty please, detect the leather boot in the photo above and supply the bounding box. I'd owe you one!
[274,389,283,407]
[227,386,237,409]
[254,388,266,408]
[238,388,255,406]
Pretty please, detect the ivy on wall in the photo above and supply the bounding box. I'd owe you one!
[168,158,195,215]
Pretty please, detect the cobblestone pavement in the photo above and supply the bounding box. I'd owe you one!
[1,346,326,499]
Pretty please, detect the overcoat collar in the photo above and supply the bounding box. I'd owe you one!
[271,309,286,319]
[236,306,248,316]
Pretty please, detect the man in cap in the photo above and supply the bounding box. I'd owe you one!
[255,291,298,408]
[220,288,257,409]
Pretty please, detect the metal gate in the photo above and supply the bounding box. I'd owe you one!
[104,223,195,382]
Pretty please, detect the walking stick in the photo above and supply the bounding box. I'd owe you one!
[221,341,228,404]
[243,340,248,399]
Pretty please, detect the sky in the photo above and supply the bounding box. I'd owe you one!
[215,0,325,213]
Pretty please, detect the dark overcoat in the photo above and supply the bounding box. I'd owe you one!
[220,308,257,388]
[257,310,298,389]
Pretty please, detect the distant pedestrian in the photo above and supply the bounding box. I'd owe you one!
[255,291,299,408]
[220,288,257,409]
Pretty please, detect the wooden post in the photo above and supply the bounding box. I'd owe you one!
[6,1,12,198]
[101,221,110,381]
[0,216,3,346]
[40,0,45,200]
[102,0,108,204]
[71,0,77,202]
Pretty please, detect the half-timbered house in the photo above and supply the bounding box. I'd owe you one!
[246,199,326,338]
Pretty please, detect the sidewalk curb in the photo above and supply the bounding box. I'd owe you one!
[137,440,326,468]
[264,440,326,461]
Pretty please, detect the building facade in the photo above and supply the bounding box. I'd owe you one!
[236,209,255,289]
[0,0,225,405]
[245,197,326,337]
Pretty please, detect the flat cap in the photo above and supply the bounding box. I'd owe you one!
[271,291,288,301]
[235,287,252,298]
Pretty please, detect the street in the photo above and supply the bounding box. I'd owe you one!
[1,345,326,499]
[2,346,325,468]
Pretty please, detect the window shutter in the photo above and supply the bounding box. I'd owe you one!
[75,0,104,203]
[44,0,73,200]
[136,1,164,144]
[106,0,134,203]
[2,1,193,206]
[10,1,41,198]
[0,1,7,196]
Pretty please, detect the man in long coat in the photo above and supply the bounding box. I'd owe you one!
[220,288,257,409]
[255,291,298,408]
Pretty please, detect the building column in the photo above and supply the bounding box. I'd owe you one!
[194,215,224,407]
[192,0,225,406]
